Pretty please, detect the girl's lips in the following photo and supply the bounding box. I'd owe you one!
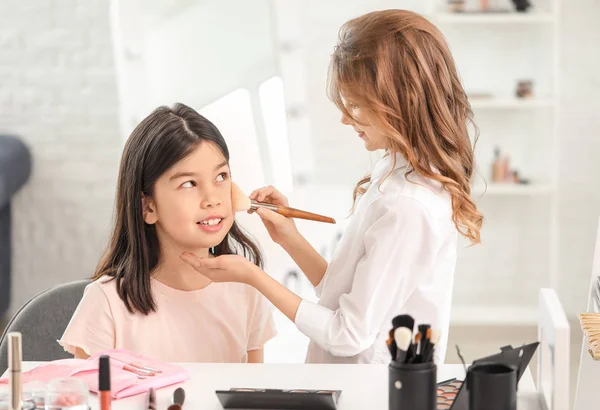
[197,218,224,233]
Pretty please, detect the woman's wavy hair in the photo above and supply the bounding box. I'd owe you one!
[328,9,483,244]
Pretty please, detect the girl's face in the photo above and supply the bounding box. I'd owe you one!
[340,96,389,152]
[143,142,234,251]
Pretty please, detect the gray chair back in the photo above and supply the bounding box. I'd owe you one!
[0,280,90,374]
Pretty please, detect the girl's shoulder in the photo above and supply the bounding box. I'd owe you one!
[222,282,264,304]
[81,276,122,309]
[218,282,268,312]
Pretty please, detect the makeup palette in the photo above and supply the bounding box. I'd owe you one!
[436,380,463,409]
[436,342,539,410]
[215,388,341,410]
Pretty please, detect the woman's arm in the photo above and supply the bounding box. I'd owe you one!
[249,186,328,287]
[248,266,303,323]
[247,349,264,363]
[259,211,328,288]
[293,197,437,357]
[182,196,436,358]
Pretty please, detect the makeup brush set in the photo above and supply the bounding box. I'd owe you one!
[387,314,439,410]
[386,315,539,410]
[387,314,439,364]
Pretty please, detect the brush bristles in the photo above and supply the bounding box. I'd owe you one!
[392,315,415,333]
[430,329,440,345]
[394,327,412,351]
[231,182,252,212]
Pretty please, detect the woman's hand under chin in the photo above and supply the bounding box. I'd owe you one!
[180,252,259,285]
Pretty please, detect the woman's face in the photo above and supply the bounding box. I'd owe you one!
[340,96,389,152]
[143,141,235,251]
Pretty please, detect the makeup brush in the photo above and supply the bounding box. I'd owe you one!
[427,329,441,362]
[168,387,185,410]
[390,315,415,361]
[173,387,185,406]
[417,324,431,356]
[387,329,397,359]
[145,388,156,410]
[391,314,415,333]
[409,333,422,363]
[422,329,439,363]
[456,344,467,375]
[393,327,413,363]
[231,183,336,224]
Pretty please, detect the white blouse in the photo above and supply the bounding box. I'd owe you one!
[294,152,458,364]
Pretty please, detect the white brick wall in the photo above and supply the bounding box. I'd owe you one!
[0,0,121,313]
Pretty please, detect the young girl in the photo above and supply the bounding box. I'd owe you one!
[182,9,483,365]
[58,103,276,363]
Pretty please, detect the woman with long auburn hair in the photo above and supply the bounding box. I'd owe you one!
[183,9,483,364]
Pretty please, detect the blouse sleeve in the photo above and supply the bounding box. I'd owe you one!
[247,290,278,351]
[57,281,116,356]
[294,196,438,357]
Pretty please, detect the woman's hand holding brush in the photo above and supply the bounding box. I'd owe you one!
[236,184,329,288]
[248,186,301,246]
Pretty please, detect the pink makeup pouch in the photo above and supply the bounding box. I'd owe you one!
[0,349,189,399]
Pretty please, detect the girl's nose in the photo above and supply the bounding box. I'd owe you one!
[200,188,221,209]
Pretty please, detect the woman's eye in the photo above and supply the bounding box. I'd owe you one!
[181,181,195,188]
[216,172,229,182]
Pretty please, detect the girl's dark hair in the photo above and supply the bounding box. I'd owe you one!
[93,103,263,315]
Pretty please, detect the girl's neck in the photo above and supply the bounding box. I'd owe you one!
[152,241,213,292]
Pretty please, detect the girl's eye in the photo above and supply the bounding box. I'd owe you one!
[216,172,229,182]
[181,181,195,188]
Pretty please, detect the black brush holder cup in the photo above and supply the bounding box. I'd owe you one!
[467,363,517,410]
[388,361,436,410]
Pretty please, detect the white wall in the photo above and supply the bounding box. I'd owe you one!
[272,0,427,188]
[557,0,600,316]
[142,0,277,109]
[1,0,122,312]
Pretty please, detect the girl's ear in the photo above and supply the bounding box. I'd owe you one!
[142,194,158,224]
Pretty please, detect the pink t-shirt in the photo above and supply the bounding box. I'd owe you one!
[58,277,277,363]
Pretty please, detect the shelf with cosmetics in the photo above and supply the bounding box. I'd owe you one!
[428,0,561,326]
[469,98,555,110]
[435,10,556,23]
[471,183,554,196]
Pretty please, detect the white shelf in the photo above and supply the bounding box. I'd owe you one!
[472,183,555,196]
[436,11,556,24]
[451,305,538,326]
[470,98,555,109]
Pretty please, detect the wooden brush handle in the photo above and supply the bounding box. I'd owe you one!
[276,205,336,224]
